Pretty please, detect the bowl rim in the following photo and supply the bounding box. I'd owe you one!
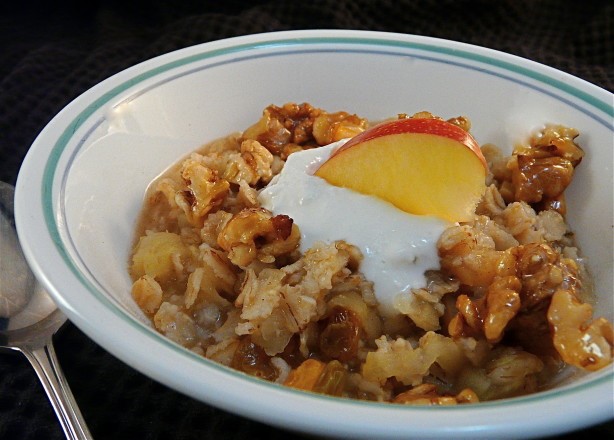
[14,29,614,439]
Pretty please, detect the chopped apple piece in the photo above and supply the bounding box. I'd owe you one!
[314,117,488,222]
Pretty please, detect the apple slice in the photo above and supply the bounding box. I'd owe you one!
[314,117,488,222]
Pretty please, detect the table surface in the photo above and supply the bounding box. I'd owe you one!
[1,1,612,439]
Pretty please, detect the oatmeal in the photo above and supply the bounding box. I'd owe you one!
[130,103,613,404]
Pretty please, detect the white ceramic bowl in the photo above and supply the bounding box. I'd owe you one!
[15,30,613,439]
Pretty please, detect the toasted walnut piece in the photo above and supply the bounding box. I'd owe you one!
[508,125,584,214]
[449,276,521,344]
[242,102,323,155]
[179,159,230,225]
[393,384,479,405]
[131,275,163,314]
[410,111,439,120]
[446,116,471,132]
[483,276,522,343]
[401,112,471,132]
[511,155,574,204]
[449,294,482,340]
[441,221,586,345]
[223,139,274,186]
[514,243,580,309]
[312,111,367,145]
[242,108,290,153]
[217,208,300,267]
[548,289,613,371]
[438,224,516,287]
[525,125,584,165]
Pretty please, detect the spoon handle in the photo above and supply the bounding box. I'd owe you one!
[22,342,93,440]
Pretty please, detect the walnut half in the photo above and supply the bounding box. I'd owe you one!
[217,207,300,267]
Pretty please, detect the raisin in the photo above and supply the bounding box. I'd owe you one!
[231,337,277,381]
[319,307,362,362]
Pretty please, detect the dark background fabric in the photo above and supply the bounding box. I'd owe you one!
[1,1,612,439]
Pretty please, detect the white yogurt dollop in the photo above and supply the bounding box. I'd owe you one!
[258,140,450,317]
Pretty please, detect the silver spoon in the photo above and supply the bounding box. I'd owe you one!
[0,181,93,440]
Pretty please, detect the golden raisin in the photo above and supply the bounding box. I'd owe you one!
[319,307,362,362]
[231,337,277,381]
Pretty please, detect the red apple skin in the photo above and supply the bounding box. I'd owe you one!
[330,117,487,169]
[314,116,489,222]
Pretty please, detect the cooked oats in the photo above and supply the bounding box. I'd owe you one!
[129,103,613,404]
